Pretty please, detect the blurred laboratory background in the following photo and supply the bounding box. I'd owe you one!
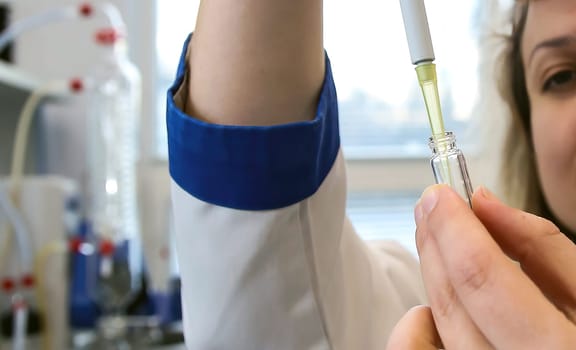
[0,0,511,348]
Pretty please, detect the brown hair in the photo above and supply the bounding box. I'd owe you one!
[497,2,546,215]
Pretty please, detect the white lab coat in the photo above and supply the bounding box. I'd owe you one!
[167,35,427,350]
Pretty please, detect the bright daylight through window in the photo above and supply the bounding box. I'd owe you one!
[155,0,480,159]
[155,0,481,253]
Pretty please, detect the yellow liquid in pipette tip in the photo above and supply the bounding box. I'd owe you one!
[415,62,445,139]
[416,62,454,186]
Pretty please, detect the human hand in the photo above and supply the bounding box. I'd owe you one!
[386,185,576,349]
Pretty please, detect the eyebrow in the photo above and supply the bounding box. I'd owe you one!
[529,35,576,66]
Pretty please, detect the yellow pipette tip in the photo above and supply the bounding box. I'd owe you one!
[415,62,445,138]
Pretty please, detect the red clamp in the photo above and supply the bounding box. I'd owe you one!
[21,274,35,289]
[69,78,84,93]
[1,278,14,293]
[79,3,94,17]
[69,237,83,253]
[100,239,115,257]
[95,27,122,46]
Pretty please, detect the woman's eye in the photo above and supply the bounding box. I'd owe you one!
[542,70,576,93]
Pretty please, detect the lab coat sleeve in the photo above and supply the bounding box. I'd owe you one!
[166,34,427,350]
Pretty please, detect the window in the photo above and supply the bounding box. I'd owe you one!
[325,1,480,159]
[155,0,201,158]
[153,0,490,254]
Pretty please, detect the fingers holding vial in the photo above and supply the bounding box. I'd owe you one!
[402,185,576,349]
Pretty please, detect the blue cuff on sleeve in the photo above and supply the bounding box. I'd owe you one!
[166,35,340,211]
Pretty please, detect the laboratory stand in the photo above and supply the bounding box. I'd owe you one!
[0,2,184,349]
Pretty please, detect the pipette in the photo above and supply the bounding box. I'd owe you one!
[399,0,473,204]
[399,0,445,139]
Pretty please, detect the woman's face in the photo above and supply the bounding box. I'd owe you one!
[522,1,576,231]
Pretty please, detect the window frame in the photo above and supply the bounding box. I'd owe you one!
[122,0,159,161]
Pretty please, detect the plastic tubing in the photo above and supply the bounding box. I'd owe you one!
[5,81,69,350]
[0,2,126,53]
[12,294,28,350]
[34,241,67,350]
[0,187,33,275]
[10,82,67,195]
[0,80,69,284]
[99,3,126,31]
[0,6,78,52]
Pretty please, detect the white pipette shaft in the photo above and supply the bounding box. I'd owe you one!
[399,0,435,64]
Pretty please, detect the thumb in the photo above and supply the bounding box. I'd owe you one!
[472,187,576,320]
[386,306,443,350]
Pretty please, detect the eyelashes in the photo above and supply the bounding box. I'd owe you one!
[542,69,576,93]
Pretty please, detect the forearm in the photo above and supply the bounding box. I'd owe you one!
[188,0,324,126]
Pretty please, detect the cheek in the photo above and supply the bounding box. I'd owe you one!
[531,102,576,169]
[530,101,576,228]
[532,112,563,164]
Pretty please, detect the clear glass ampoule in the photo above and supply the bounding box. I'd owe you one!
[429,132,473,206]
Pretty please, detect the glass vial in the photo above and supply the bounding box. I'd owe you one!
[429,132,473,206]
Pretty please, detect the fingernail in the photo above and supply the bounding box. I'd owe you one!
[420,186,439,215]
[480,186,499,202]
